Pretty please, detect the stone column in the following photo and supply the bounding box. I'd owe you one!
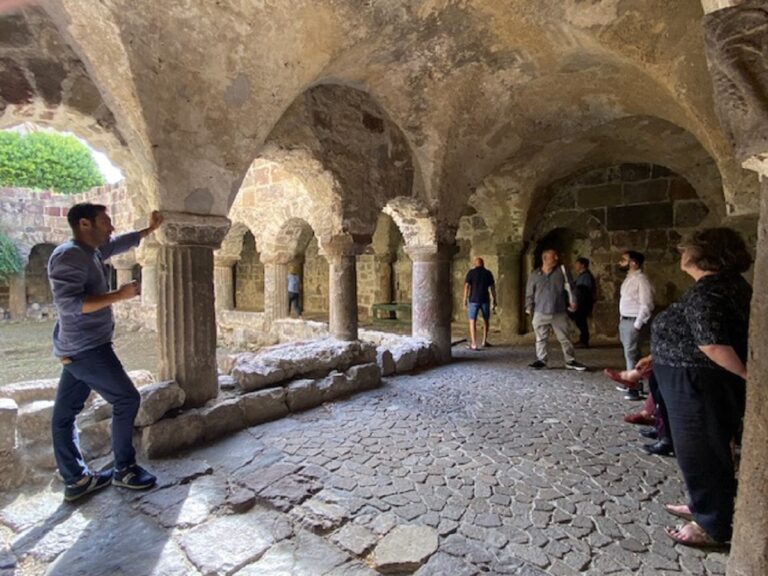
[496,242,524,338]
[156,212,230,408]
[703,6,768,575]
[8,271,26,320]
[407,244,455,362]
[262,255,290,321]
[322,236,367,341]
[137,242,159,306]
[214,256,238,311]
[111,256,135,288]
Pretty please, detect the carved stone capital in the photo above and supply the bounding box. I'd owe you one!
[319,234,370,257]
[156,212,231,249]
[704,3,768,161]
[405,243,458,263]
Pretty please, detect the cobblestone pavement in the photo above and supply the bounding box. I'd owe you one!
[0,345,728,575]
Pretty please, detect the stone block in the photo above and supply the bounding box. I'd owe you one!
[346,362,381,391]
[77,396,112,426]
[576,184,622,209]
[606,203,673,231]
[619,163,652,181]
[17,401,54,445]
[377,348,395,376]
[417,345,435,367]
[239,387,289,426]
[373,525,438,573]
[78,418,112,459]
[200,398,245,442]
[139,411,205,458]
[674,200,709,228]
[392,348,418,373]
[0,398,18,452]
[286,379,324,412]
[318,372,355,401]
[622,179,669,204]
[668,177,698,200]
[0,378,58,404]
[135,381,186,427]
[233,363,288,392]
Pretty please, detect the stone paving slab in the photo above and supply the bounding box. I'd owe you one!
[0,345,729,575]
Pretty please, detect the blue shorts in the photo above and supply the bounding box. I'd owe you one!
[468,302,490,321]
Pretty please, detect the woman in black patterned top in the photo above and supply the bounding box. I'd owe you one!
[650,227,752,548]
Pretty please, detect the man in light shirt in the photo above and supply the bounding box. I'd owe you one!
[617,250,654,400]
[287,269,302,317]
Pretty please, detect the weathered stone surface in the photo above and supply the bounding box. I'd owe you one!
[346,362,381,392]
[376,348,395,377]
[230,339,377,391]
[0,379,58,404]
[239,387,289,425]
[236,530,350,576]
[200,398,245,441]
[139,411,205,458]
[135,381,186,427]
[218,374,238,391]
[78,417,112,458]
[373,525,439,573]
[0,398,18,452]
[331,523,378,556]
[179,511,292,576]
[318,372,355,402]
[391,347,418,373]
[16,400,53,445]
[285,378,323,412]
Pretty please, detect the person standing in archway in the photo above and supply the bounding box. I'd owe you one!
[463,257,497,350]
[48,203,163,501]
[525,249,587,371]
[569,256,596,348]
[287,267,302,318]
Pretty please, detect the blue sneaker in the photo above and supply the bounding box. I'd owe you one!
[64,470,113,502]
[112,464,157,490]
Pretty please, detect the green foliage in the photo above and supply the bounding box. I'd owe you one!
[0,231,22,283]
[0,131,105,194]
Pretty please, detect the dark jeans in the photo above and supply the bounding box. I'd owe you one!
[655,364,745,542]
[647,372,671,441]
[568,310,590,345]
[288,291,302,315]
[52,343,140,484]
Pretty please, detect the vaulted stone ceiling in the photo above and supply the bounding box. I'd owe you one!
[2,0,757,234]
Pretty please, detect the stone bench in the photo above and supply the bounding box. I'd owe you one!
[370,302,412,322]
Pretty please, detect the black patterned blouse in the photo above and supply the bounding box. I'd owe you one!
[651,273,752,369]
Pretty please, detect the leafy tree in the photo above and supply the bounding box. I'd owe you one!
[0,231,22,283]
[0,131,105,194]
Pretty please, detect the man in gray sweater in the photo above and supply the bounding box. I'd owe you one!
[525,249,588,371]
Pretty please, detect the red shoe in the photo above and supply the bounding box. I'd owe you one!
[604,368,638,390]
[624,412,656,426]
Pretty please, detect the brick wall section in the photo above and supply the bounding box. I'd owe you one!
[234,231,264,311]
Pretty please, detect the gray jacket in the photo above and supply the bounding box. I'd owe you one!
[525,265,575,315]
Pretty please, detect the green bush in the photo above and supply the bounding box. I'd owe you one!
[0,131,105,194]
[0,231,22,283]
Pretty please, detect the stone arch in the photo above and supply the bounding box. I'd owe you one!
[382,197,437,249]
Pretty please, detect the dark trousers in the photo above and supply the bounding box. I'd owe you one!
[655,364,745,542]
[288,291,302,316]
[647,373,671,441]
[569,310,590,345]
[52,343,140,484]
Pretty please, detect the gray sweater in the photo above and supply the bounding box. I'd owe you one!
[525,266,575,315]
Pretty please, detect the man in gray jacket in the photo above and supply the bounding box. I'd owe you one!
[525,249,588,371]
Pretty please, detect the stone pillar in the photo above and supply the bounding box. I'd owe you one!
[496,243,524,338]
[262,257,290,321]
[322,236,367,341]
[156,212,230,408]
[8,271,26,320]
[138,242,159,306]
[214,256,238,311]
[407,245,455,362]
[703,6,768,575]
[112,256,135,288]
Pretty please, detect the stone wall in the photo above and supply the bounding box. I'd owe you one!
[24,243,55,305]
[529,163,757,338]
[234,231,264,311]
[303,237,329,314]
[393,243,412,304]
